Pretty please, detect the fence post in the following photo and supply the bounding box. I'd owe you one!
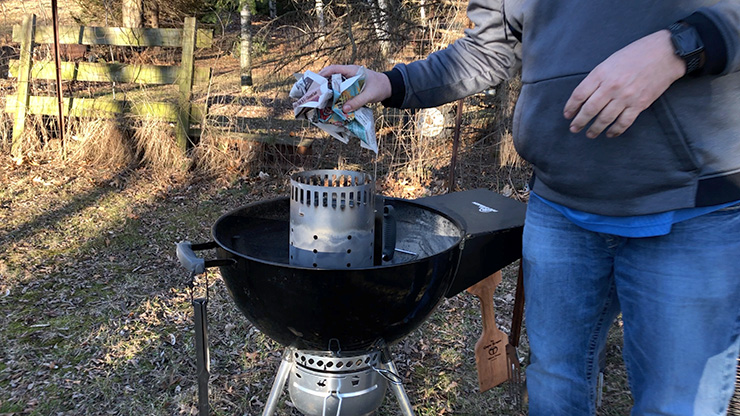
[11,14,36,157]
[176,17,197,151]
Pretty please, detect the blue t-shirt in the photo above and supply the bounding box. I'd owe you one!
[532,192,740,238]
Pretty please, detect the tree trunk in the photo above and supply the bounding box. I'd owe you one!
[315,0,326,42]
[122,0,143,27]
[269,0,277,19]
[371,0,390,56]
[240,0,254,93]
[145,1,160,28]
[345,0,357,62]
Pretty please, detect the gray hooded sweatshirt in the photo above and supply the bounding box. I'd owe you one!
[384,0,740,216]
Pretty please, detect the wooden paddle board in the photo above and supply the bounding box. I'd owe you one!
[467,270,511,392]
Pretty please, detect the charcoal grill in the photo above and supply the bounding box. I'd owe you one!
[177,170,526,416]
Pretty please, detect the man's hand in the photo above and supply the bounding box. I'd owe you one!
[319,65,393,112]
[563,30,687,139]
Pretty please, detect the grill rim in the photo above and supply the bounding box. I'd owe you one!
[211,196,465,271]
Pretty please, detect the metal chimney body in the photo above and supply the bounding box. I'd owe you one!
[289,170,375,268]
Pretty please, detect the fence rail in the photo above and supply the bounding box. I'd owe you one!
[6,14,212,155]
[12,24,213,48]
[5,94,206,123]
[8,60,212,85]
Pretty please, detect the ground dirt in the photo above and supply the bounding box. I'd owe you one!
[0,152,541,416]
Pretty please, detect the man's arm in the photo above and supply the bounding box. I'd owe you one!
[563,30,686,139]
[321,0,519,111]
[564,3,740,139]
[392,0,519,108]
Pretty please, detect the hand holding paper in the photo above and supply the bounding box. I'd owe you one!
[290,67,379,154]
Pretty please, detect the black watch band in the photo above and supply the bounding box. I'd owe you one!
[668,21,705,75]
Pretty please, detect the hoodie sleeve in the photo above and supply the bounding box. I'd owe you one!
[388,0,520,109]
[688,1,740,74]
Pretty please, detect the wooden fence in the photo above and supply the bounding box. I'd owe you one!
[5,14,213,155]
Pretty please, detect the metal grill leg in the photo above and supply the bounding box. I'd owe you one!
[193,299,210,416]
[380,347,415,416]
[262,349,293,416]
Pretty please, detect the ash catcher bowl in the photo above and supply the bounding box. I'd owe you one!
[176,169,526,416]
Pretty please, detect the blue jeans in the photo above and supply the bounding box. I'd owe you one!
[523,195,740,416]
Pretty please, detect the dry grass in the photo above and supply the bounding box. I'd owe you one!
[131,117,190,173]
[65,117,135,168]
[0,158,529,416]
[192,126,261,178]
[6,114,61,160]
[0,112,12,154]
[492,77,524,169]
[0,0,82,33]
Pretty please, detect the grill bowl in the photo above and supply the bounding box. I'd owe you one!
[211,196,463,351]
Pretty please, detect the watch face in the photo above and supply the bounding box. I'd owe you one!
[672,25,703,56]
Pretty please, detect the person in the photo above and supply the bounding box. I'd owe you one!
[319,1,740,415]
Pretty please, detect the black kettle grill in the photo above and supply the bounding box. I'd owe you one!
[177,174,526,416]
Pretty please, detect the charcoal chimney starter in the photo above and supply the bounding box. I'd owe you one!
[289,169,376,268]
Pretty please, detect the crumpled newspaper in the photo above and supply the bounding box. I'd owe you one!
[290,67,378,154]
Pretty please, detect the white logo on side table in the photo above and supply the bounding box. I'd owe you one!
[472,202,498,213]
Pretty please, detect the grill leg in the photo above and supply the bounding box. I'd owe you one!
[262,349,293,416]
[380,347,415,416]
[193,299,210,416]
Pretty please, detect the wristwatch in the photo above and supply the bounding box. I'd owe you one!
[668,21,705,75]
